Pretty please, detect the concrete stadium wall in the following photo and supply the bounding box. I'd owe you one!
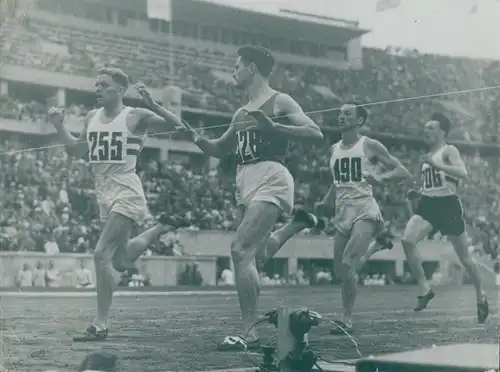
[179,231,456,261]
[179,231,460,277]
[0,252,217,288]
[0,233,460,288]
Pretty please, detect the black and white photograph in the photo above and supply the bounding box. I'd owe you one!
[0,0,498,371]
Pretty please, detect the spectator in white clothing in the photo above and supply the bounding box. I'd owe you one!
[45,260,61,287]
[74,259,93,288]
[32,260,46,287]
[44,234,59,254]
[16,263,33,288]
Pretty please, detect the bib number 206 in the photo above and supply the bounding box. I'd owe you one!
[422,167,442,189]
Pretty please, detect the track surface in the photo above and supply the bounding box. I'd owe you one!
[0,286,497,371]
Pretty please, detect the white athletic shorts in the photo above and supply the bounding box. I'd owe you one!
[94,172,148,224]
[334,196,383,236]
[235,161,294,215]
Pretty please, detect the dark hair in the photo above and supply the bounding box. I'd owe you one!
[431,113,451,135]
[345,100,368,125]
[98,67,129,89]
[237,45,275,78]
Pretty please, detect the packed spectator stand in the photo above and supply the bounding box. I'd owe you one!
[1,12,500,256]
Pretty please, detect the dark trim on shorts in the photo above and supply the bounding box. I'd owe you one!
[415,194,465,236]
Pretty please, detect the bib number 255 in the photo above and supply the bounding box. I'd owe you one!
[88,131,123,161]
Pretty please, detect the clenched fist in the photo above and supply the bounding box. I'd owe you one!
[47,106,65,129]
[134,82,155,108]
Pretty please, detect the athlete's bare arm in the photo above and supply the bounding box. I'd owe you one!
[365,138,412,182]
[189,110,239,158]
[424,145,468,180]
[245,94,323,142]
[48,107,95,158]
[130,107,185,135]
[317,183,336,218]
[322,183,337,205]
[274,94,323,141]
[131,83,186,134]
[317,146,336,217]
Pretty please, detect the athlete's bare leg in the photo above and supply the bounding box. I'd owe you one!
[92,212,134,331]
[448,233,486,303]
[356,240,383,272]
[73,213,186,341]
[257,213,319,268]
[401,215,434,297]
[216,207,320,350]
[333,232,350,283]
[112,223,177,271]
[231,201,282,342]
[447,233,488,323]
[338,220,377,328]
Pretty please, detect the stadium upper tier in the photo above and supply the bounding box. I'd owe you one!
[1,13,499,143]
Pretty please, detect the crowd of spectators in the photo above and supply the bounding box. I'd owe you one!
[1,13,500,255]
[0,128,499,255]
[3,17,500,142]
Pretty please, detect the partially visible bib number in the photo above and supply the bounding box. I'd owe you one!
[236,129,263,164]
[88,131,125,162]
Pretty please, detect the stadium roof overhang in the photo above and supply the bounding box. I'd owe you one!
[172,0,369,46]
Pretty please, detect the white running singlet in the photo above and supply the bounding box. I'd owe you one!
[420,145,458,197]
[86,106,143,176]
[86,106,147,223]
[330,136,374,201]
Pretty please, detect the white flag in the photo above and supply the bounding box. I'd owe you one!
[147,0,172,21]
[376,0,401,12]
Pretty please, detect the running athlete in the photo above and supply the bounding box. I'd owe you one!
[401,113,489,323]
[185,45,325,351]
[320,101,412,334]
[48,68,190,341]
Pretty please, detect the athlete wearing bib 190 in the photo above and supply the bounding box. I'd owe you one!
[330,136,383,235]
[234,92,294,215]
[415,145,464,236]
[87,106,147,224]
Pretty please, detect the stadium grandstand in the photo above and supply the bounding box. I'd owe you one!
[1,0,499,249]
[0,0,498,371]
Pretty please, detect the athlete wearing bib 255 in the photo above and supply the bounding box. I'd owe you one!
[48,68,190,342]
[189,45,325,352]
[87,106,147,223]
[401,113,488,323]
[318,101,411,334]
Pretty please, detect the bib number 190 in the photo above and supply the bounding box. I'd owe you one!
[333,157,362,183]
